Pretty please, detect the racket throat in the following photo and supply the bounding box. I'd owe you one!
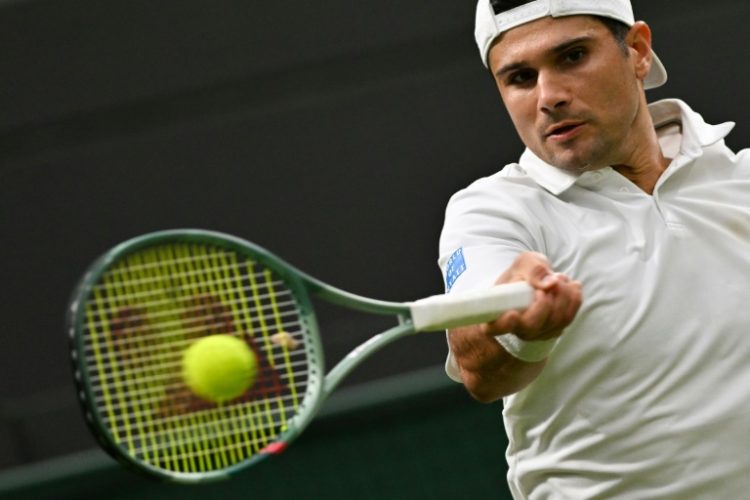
[322,322,415,397]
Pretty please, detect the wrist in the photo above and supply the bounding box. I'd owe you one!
[495,333,557,362]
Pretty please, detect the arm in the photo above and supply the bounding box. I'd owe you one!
[448,252,582,402]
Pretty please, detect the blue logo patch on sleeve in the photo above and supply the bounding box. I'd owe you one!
[445,248,467,291]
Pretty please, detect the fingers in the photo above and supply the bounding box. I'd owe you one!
[516,279,582,341]
[479,309,520,336]
[487,251,583,342]
[528,279,582,339]
[497,252,558,291]
[527,259,559,291]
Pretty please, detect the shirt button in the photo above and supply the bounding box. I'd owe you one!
[619,187,629,193]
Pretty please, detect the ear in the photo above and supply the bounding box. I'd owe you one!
[627,21,654,82]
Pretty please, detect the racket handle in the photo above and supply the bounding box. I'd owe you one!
[409,282,534,331]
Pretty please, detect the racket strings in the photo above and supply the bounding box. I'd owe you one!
[87,357,309,412]
[86,277,295,316]
[97,250,239,275]
[102,393,303,441]
[87,357,310,396]
[80,242,318,473]
[81,314,303,365]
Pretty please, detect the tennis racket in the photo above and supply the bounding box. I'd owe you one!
[67,229,533,483]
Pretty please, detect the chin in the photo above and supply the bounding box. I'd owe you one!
[564,162,603,173]
[545,149,608,173]
[544,155,587,172]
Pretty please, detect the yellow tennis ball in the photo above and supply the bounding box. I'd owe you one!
[182,334,258,403]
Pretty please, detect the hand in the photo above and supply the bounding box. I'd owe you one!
[483,252,582,341]
[447,252,582,400]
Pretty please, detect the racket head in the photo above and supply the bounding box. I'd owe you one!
[67,229,326,482]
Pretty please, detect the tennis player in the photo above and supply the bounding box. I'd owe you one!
[440,1,750,497]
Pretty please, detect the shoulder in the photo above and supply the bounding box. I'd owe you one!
[439,164,551,262]
[445,164,546,218]
[699,140,750,177]
[730,147,750,166]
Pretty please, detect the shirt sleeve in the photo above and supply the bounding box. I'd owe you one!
[437,174,541,382]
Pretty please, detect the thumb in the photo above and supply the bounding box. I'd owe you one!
[524,255,558,291]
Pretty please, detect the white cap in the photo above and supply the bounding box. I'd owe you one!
[475,0,668,89]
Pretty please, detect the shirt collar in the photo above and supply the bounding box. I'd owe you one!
[649,99,735,158]
[518,149,578,196]
[517,99,735,195]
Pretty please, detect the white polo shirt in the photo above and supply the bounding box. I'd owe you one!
[439,99,750,498]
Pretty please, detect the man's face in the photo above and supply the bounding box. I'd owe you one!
[488,16,643,172]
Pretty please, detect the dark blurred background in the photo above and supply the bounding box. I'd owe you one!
[1,0,748,494]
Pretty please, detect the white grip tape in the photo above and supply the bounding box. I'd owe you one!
[409,282,534,332]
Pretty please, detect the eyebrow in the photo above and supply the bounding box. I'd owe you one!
[494,35,595,78]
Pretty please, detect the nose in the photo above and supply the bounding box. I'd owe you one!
[537,71,570,114]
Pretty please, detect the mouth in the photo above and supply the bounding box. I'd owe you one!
[545,121,585,141]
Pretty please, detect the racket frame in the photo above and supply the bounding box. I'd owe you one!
[67,229,415,482]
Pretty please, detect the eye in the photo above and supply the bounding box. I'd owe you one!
[507,69,537,86]
[562,47,586,64]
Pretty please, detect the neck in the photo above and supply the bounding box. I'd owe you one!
[612,97,669,195]
[612,150,669,195]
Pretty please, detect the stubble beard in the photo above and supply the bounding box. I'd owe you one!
[542,129,619,173]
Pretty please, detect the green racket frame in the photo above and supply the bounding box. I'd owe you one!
[68,229,417,483]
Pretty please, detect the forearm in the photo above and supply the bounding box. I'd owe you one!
[449,325,546,402]
[444,252,582,402]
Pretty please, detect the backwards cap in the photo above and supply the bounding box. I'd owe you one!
[475,0,667,89]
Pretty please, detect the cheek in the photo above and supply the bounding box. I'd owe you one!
[591,57,638,108]
[599,76,641,129]
[501,93,539,143]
